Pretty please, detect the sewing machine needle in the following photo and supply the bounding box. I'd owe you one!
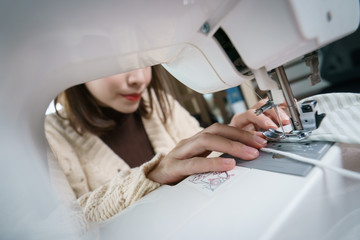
[274,106,285,137]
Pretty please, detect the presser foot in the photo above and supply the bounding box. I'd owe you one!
[263,128,312,142]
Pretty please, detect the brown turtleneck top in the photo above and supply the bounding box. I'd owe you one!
[99,107,155,168]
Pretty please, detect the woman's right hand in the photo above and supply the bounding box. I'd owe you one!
[147,123,267,185]
[229,98,290,132]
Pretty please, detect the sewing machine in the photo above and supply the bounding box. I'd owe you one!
[1,0,359,239]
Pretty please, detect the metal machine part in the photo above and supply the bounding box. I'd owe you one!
[255,91,287,138]
[275,66,303,130]
[261,98,326,141]
[263,128,312,141]
[304,51,321,86]
[299,100,326,131]
[254,98,275,116]
[254,64,327,141]
[222,141,333,176]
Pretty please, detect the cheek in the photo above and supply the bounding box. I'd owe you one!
[85,81,113,103]
[104,75,129,91]
[87,82,100,95]
[145,68,152,86]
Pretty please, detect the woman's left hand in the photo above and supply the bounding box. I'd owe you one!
[147,123,267,185]
[229,99,290,131]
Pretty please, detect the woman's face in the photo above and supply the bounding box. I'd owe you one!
[85,67,152,113]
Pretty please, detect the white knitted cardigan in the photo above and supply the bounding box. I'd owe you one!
[45,95,203,223]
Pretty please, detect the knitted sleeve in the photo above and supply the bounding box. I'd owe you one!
[45,113,90,198]
[45,113,162,223]
[77,154,162,222]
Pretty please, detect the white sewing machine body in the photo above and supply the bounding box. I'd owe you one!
[101,143,360,240]
[0,0,359,239]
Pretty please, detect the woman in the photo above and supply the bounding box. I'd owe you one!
[45,65,289,222]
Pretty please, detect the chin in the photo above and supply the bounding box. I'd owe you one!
[122,109,137,114]
[115,103,139,114]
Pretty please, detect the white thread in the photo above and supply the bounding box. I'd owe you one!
[260,147,360,180]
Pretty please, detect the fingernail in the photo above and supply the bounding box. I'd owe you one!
[244,124,255,131]
[223,158,235,165]
[244,146,259,156]
[254,135,267,145]
[281,114,290,123]
[265,120,277,129]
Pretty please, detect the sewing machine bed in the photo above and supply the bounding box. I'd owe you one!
[99,142,360,240]
[222,141,333,177]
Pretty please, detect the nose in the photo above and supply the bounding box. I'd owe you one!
[127,68,149,87]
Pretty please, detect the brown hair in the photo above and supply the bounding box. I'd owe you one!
[55,65,173,136]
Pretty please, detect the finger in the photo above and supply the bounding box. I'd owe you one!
[243,123,256,131]
[278,102,288,108]
[180,157,236,177]
[173,131,260,161]
[203,123,267,149]
[277,107,290,124]
[263,107,290,126]
[250,98,268,109]
[231,110,278,130]
[250,99,290,126]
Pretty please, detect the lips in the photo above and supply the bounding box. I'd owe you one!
[121,93,142,101]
